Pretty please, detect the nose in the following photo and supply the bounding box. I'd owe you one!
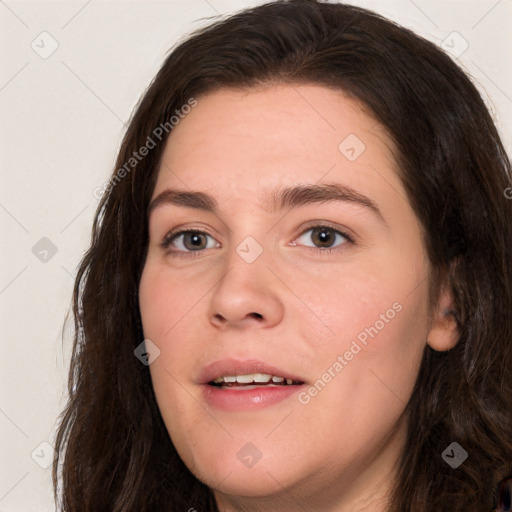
[208,247,285,330]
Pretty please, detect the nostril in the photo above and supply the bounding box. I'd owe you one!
[250,312,263,319]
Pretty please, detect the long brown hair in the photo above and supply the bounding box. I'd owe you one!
[53,1,512,510]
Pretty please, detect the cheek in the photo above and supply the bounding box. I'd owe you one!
[139,269,187,408]
[299,265,429,421]
[293,263,428,357]
[139,265,211,447]
[138,264,208,340]
[139,267,167,338]
[308,287,428,435]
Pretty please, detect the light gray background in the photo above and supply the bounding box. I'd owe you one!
[1,1,511,510]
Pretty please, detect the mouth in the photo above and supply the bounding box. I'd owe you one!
[199,358,306,387]
[209,373,304,389]
[199,358,306,411]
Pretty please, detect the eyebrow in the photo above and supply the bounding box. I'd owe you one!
[148,182,386,223]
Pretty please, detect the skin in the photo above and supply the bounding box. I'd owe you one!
[138,84,458,512]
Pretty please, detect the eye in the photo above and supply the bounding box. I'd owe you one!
[161,229,219,256]
[160,223,353,258]
[292,224,352,252]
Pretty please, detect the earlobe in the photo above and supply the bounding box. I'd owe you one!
[426,283,460,352]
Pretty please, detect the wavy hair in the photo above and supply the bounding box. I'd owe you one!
[53,1,512,510]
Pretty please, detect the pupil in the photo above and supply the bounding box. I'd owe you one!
[185,233,205,250]
[314,228,334,247]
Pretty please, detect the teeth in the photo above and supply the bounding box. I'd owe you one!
[253,373,272,383]
[211,373,296,385]
[236,374,255,384]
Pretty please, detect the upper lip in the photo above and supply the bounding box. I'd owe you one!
[198,358,306,385]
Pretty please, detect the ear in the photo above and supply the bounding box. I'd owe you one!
[426,281,460,352]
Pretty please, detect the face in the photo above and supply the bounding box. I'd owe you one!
[139,84,434,510]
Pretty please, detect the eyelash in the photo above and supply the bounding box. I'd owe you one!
[160,223,355,258]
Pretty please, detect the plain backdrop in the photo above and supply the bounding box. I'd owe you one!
[1,1,511,510]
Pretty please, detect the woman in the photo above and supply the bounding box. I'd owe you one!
[53,1,512,510]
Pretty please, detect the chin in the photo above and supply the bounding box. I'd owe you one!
[199,464,290,498]
[178,437,299,498]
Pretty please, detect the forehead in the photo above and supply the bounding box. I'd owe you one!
[153,84,399,208]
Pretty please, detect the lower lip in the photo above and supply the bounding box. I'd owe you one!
[202,384,304,411]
